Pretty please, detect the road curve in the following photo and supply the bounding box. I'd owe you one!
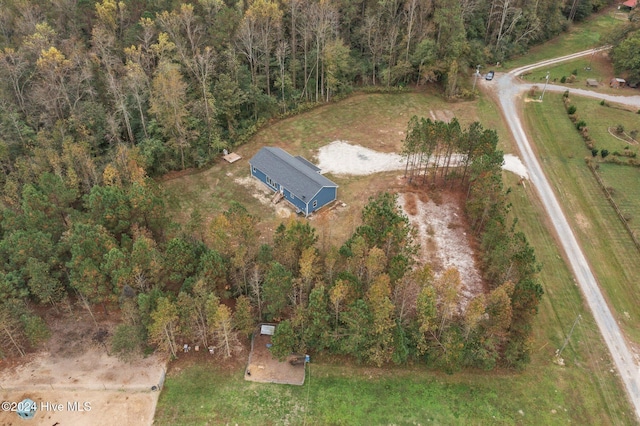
[486,49,640,421]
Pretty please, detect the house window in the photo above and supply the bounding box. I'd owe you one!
[266,176,277,188]
[313,200,318,208]
[252,167,256,173]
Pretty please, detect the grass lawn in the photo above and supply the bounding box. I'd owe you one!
[505,7,620,70]
[156,352,634,425]
[563,96,640,155]
[523,93,640,345]
[155,91,636,425]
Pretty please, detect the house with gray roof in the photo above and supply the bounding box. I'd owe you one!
[249,147,338,216]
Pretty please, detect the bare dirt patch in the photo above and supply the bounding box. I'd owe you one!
[429,110,455,123]
[316,141,406,175]
[607,127,639,145]
[245,331,305,385]
[503,154,529,179]
[398,190,484,309]
[0,310,166,426]
[575,212,591,231]
[234,175,295,218]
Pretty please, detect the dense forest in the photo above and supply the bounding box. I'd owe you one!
[0,0,614,367]
[0,0,617,176]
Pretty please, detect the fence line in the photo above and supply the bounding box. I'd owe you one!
[587,163,640,253]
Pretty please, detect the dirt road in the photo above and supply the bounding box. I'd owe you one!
[482,48,640,421]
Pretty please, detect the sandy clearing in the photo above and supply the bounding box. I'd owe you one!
[0,312,166,426]
[0,390,157,426]
[503,154,529,179]
[316,141,406,175]
[398,194,483,310]
[316,141,525,178]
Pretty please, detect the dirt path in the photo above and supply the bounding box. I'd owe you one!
[480,48,640,422]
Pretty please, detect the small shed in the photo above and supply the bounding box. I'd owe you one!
[249,147,338,216]
[260,324,276,335]
[17,398,37,420]
[610,78,626,88]
[586,79,599,87]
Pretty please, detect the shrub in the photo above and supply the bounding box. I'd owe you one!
[591,148,599,157]
[563,90,570,98]
[560,76,567,83]
[630,130,638,140]
[576,120,587,130]
[616,124,625,134]
[528,86,538,97]
[112,324,143,361]
[567,105,577,114]
[571,69,578,76]
[601,149,609,158]
[567,75,576,83]
[600,100,606,106]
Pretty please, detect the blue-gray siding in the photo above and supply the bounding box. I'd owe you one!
[309,187,337,214]
[250,164,335,215]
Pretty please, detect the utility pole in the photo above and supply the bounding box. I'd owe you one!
[585,51,595,71]
[539,71,550,101]
[472,65,481,91]
[558,314,582,357]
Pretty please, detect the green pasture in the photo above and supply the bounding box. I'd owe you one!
[599,163,640,237]
[155,352,634,426]
[505,8,620,70]
[155,91,635,425]
[523,94,640,345]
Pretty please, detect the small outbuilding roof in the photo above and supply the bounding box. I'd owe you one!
[622,0,637,8]
[260,324,276,335]
[586,78,598,87]
[613,78,626,83]
[250,147,337,202]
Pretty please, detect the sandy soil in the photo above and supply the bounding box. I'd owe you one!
[244,332,305,385]
[316,141,406,175]
[0,390,157,426]
[503,154,529,179]
[235,175,294,218]
[316,140,527,179]
[0,311,166,426]
[398,192,484,310]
